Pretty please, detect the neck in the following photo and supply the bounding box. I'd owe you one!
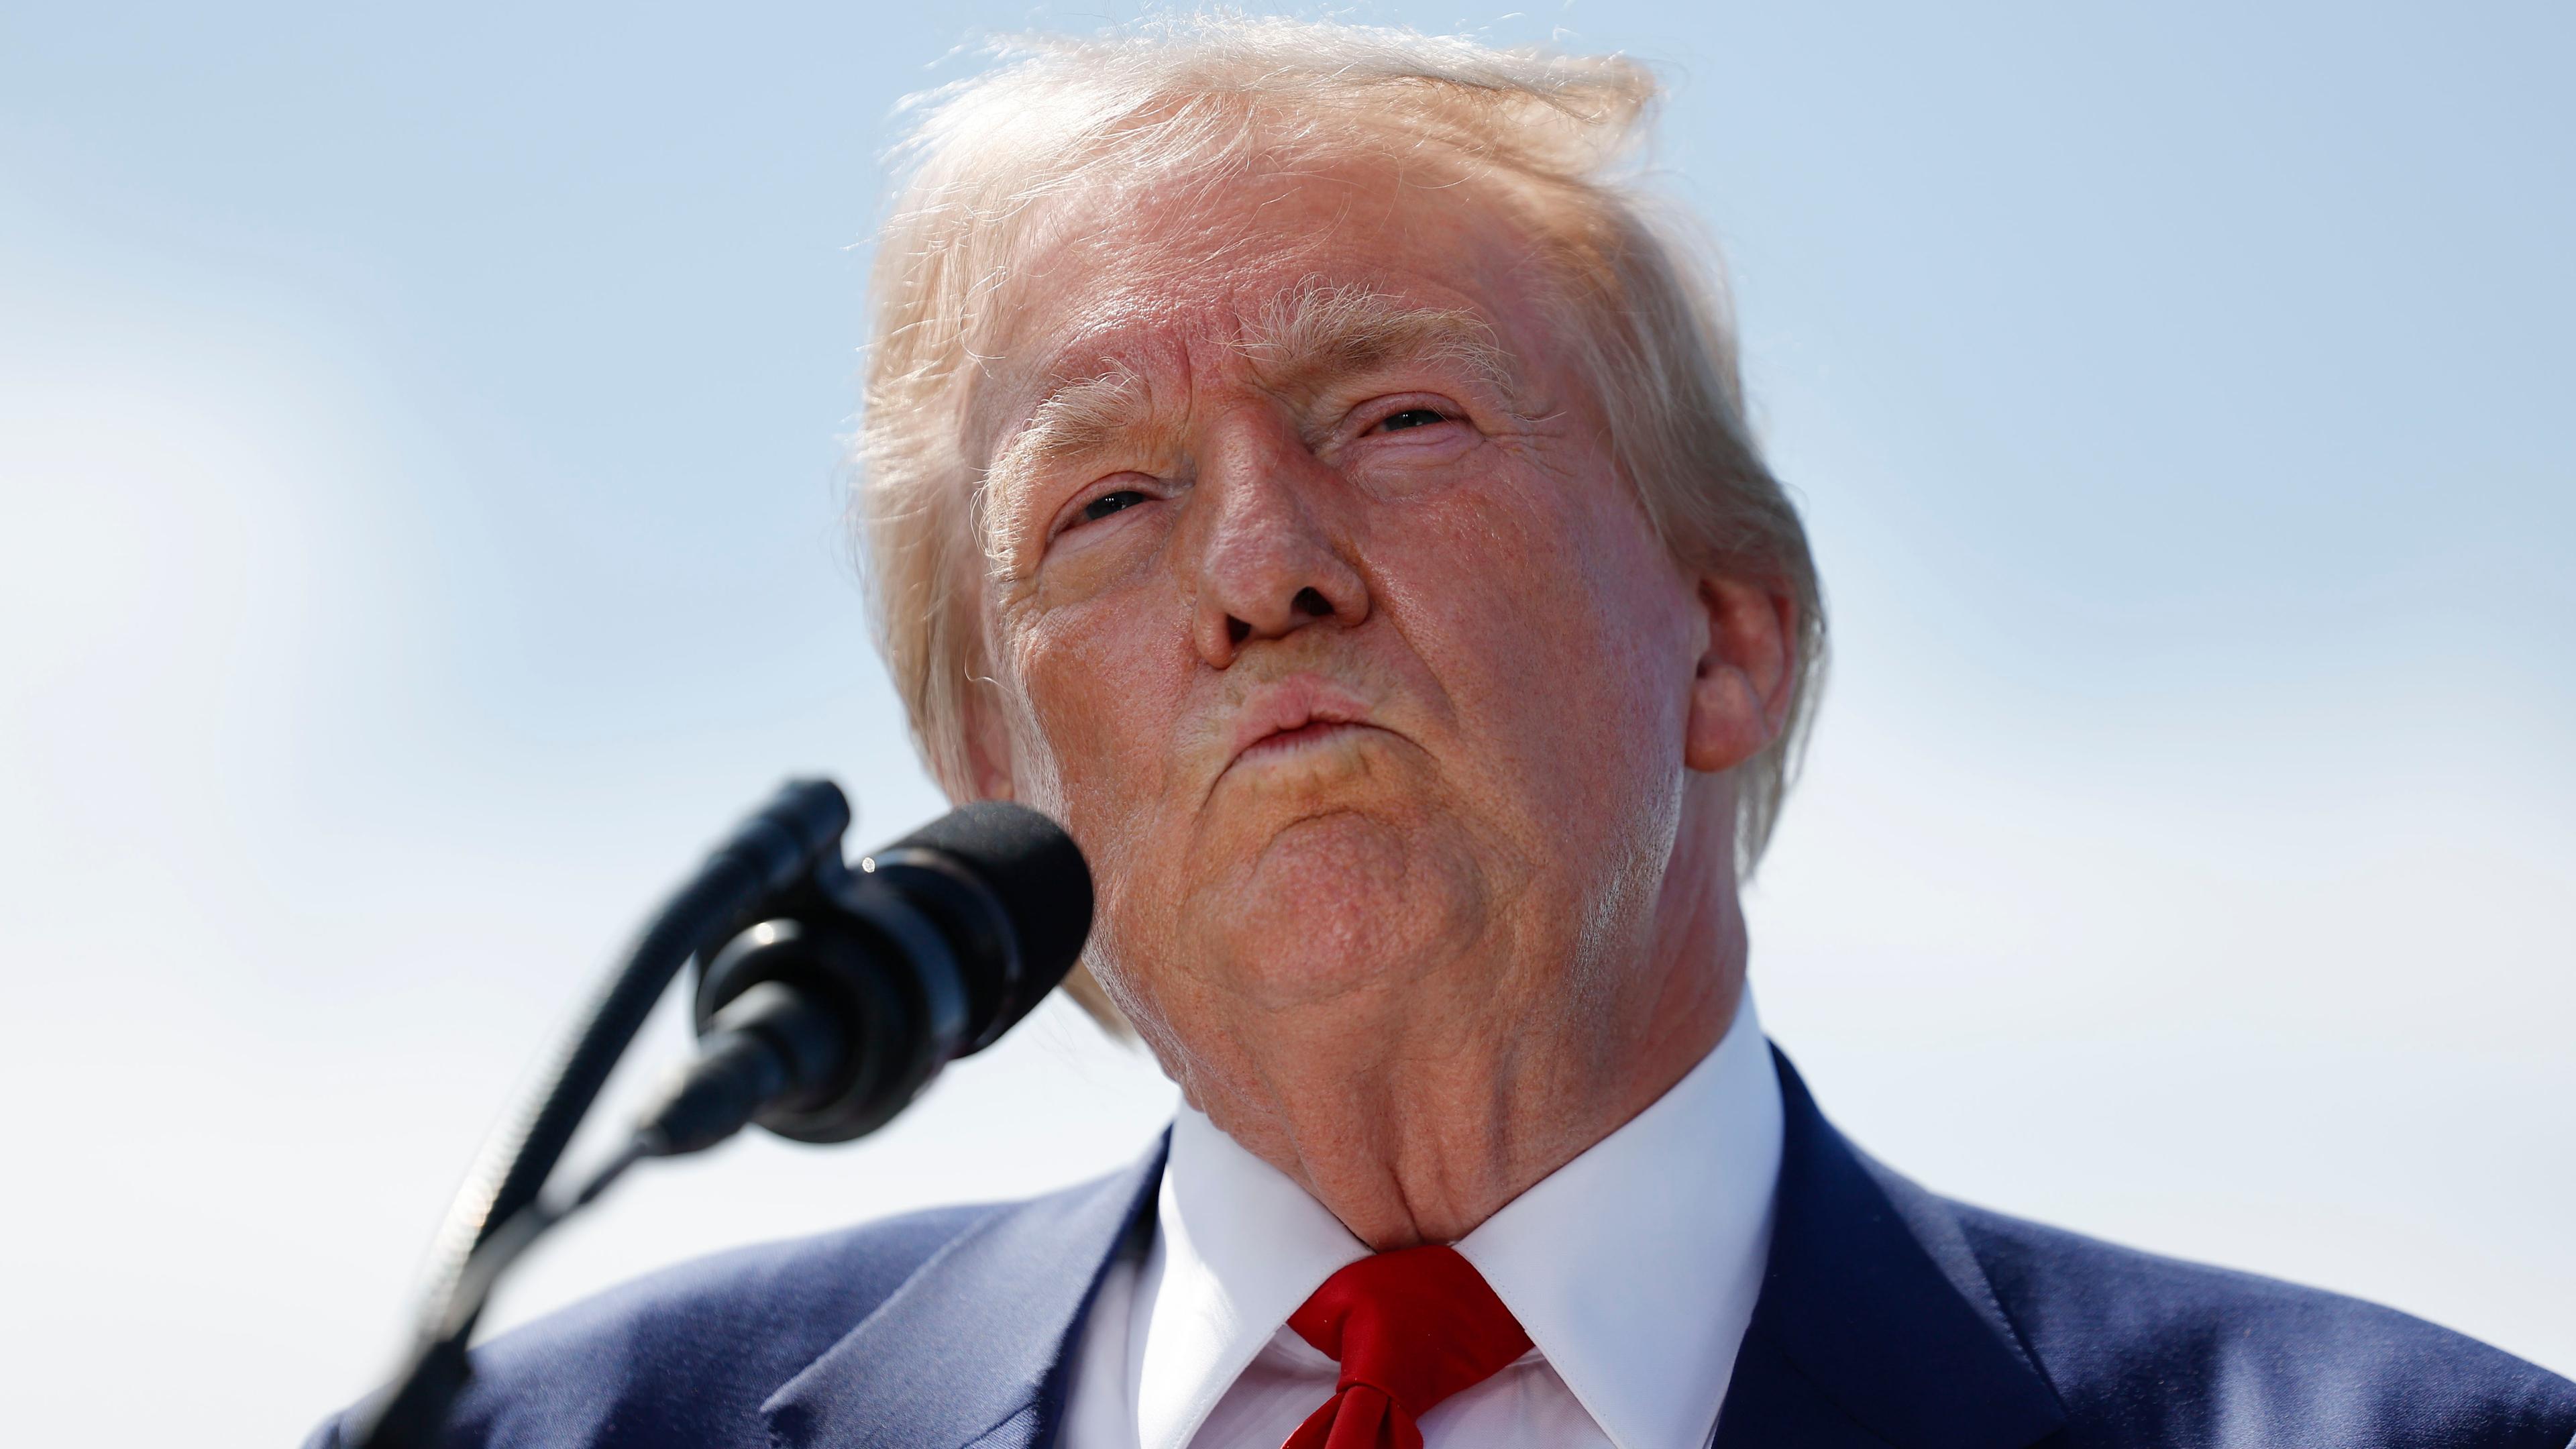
[1168,822,1748,1250]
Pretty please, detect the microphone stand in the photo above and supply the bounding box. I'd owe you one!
[347,780,853,1449]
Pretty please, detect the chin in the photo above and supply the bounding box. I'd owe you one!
[1193,810,1490,1010]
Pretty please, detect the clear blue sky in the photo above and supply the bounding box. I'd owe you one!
[3,4,2569,1442]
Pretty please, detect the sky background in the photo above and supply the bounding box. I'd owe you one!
[2,3,2569,1444]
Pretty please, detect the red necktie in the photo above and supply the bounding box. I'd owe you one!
[1281,1245,1534,1449]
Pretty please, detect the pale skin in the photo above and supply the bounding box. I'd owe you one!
[957,154,1799,1250]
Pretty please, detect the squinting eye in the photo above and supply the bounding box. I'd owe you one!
[1080,488,1149,523]
[1375,408,1451,433]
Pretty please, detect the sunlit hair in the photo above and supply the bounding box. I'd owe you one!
[853,14,1827,1016]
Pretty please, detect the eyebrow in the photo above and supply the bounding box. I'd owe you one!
[1239,284,1521,411]
[994,286,1524,480]
[1000,363,1162,474]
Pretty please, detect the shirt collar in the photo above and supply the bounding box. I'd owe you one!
[1455,987,1782,1449]
[1134,1097,1371,1449]
[1135,987,1784,1449]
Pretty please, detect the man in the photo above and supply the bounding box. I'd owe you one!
[309,17,2575,1449]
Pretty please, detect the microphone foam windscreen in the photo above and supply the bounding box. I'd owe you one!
[886,801,1095,991]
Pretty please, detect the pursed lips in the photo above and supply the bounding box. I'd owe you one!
[1220,674,1389,777]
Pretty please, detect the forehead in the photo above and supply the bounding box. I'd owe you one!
[967,158,1553,439]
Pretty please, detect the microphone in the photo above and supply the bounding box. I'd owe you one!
[348,786,1091,1449]
[633,800,1094,1157]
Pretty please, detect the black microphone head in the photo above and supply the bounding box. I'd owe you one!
[869,800,1093,1050]
[688,798,1095,1147]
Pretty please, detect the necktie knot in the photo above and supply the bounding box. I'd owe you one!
[1282,1245,1532,1449]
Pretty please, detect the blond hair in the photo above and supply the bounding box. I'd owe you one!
[853,15,1827,1018]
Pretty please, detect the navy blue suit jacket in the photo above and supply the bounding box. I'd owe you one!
[309,1052,2576,1448]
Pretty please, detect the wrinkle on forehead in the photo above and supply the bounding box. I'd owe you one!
[963,149,1546,452]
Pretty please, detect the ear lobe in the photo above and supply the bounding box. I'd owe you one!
[1684,575,1798,775]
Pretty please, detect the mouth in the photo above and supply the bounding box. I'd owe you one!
[1234,718,1375,765]
[1222,674,1388,777]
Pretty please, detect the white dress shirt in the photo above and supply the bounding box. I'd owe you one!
[1060,988,1785,1449]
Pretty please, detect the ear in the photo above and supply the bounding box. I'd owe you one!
[1684,574,1799,775]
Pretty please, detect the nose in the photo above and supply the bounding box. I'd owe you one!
[1181,416,1371,669]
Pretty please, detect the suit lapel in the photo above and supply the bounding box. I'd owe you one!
[761,1136,1164,1449]
[1713,1051,2067,1449]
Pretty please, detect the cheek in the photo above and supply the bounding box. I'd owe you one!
[1004,586,1196,848]
[1375,476,1692,821]
[1003,595,1212,1012]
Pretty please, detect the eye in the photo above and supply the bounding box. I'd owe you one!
[1373,407,1453,433]
[1079,488,1149,523]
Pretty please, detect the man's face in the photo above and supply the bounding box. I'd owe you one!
[971,157,1713,1084]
